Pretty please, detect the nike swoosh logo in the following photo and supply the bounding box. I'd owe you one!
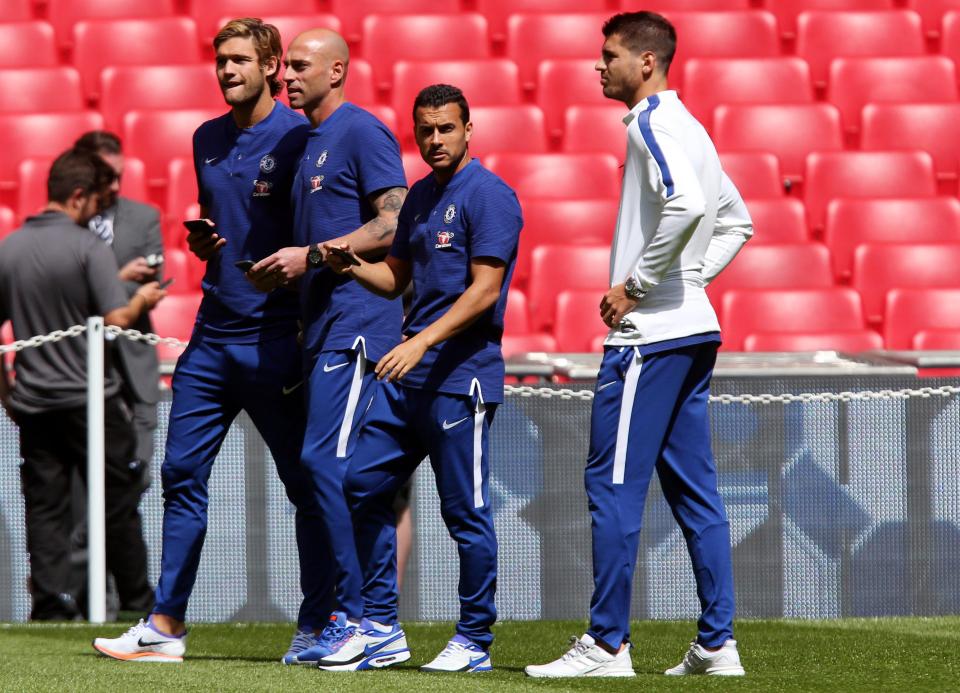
[597,381,617,392]
[137,637,170,647]
[281,381,303,395]
[442,416,470,430]
[323,361,350,373]
[205,157,218,164]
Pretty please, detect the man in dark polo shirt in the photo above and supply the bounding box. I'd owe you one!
[0,149,166,620]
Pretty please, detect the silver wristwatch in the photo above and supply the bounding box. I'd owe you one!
[624,276,645,301]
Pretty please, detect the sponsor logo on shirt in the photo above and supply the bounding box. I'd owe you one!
[252,179,273,197]
[435,230,455,249]
[310,175,324,193]
[316,150,328,167]
[443,203,457,224]
[259,154,277,173]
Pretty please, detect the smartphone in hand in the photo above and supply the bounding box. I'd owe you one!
[183,218,215,235]
[234,259,256,272]
[328,245,361,267]
[159,277,175,289]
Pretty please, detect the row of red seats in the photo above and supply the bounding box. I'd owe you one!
[4,10,960,96]
[502,284,960,354]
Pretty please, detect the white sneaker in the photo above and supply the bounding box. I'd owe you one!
[525,634,635,678]
[317,620,411,671]
[92,619,186,663]
[664,639,745,676]
[420,635,492,673]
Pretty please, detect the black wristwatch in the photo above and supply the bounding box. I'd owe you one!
[624,276,645,301]
[306,243,323,269]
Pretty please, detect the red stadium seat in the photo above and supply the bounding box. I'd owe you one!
[884,289,960,349]
[681,58,814,132]
[356,104,398,137]
[0,112,104,189]
[827,58,958,135]
[277,59,374,108]
[0,205,15,241]
[913,330,960,350]
[562,105,626,158]
[165,157,199,243]
[485,153,620,200]
[903,0,960,38]
[796,11,925,87]
[234,14,341,48]
[501,333,558,357]
[665,11,781,91]
[464,106,548,158]
[516,198,617,286]
[706,244,834,310]
[0,22,57,68]
[1,320,13,371]
[765,0,895,39]
[331,0,460,41]
[743,330,883,352]
[824,198,960,282]
[73,18,202,101]
[402,152,432,187]
[123,109,222,186]
[392,60,522,145]
[4,0,32,20]
[861,104,960,186]
[554,290,610,352]
[634,0,752,9]
[100,65,224,131]
[160,248,201,294]
[0,68,84,114]
[528,245,610,331]
[713,104,843,184]
[743,199,808,244]
[477,0,608,45]
[853,244,960,324]
[507,13,610,88]
[362,14,489,91]
[536,60,610,137]
[720,152,783,198]
[504,288,532,335]
[804,151,937,234]
[944,12,960,66]
[48,0,176,49]
[188,0,312,44]
[720,288,867,351]
[150,292,201,361]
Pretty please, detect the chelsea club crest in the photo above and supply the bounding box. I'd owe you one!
[317,150,328,167]
[259,154,277,173]
[443,204,456,224]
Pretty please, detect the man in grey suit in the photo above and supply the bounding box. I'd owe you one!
[74,131,163,614]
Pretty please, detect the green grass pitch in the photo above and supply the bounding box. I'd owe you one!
[1,618,957,692]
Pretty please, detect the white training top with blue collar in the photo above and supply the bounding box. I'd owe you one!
[606,90,753,347]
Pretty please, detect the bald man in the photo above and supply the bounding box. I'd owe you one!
[249,29,409,668]
[93,19,329,663]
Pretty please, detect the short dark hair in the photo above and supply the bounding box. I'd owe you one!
[74,130,123,156]
[47,149,117,204]
[602,12,677,76]
[214,18,283,97]
[412,84,470,125]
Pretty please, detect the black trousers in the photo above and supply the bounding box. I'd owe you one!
[18,395,153,620]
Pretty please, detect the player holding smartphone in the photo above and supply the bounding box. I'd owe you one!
[94,19,327,664]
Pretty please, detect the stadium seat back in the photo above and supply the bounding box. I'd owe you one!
[828,57,958,134]
[4,0,32,20]
[48,0,176,48]
[536,60,610,136]
[362,14,489,90]
[465,106,548,157]
[682,58,814,131]
[720,288,866,351]
[743,330,883,352]
[507,13,610,87]
[0,112,105,188]
[165,157,200,232]
[554,289,611,352]
[713,104,843,183]
[150,291,201,360]
[853,244,960,324]
[0,68,84,114]
[189,0,309,44]
[504,288,531,335]
[0,22,57,68]
[562,105,626,158]
[719,152,783,198]
[796,11,925,86]
[528,245,610,331]
[884,288,960,349]
[485,153,620,200]
[824,198,960,281]
[501,333,558,357]
[743,198,808,244]
[331,0,460,40]
[0,205,15,241]
[804,151,937,234]
[477,0,608,42]
[945,12,960,65]
[768,0,895,38]
[861,103,960,180]
[123,109,223,185]
[903,0,960,37]
[402,152,432,187]
[73,18,202,100]
[100,65,224,131]
[913,329,960,350]
[706,244,834,310]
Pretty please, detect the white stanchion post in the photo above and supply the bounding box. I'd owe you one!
[86,316,106,624]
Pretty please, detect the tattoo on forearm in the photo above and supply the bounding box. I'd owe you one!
[364,186,406,241]
[366,216,396,241]
[379,187,405,213]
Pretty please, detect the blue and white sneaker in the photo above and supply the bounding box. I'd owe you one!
[281,627,318,665]
[289,611,357,665]
[420,634,492,673]
[317,619,411,671]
